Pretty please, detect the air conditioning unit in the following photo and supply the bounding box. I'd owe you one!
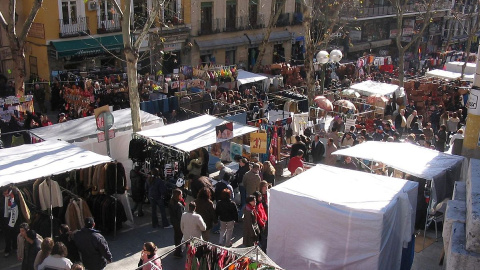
[88,1,98,11]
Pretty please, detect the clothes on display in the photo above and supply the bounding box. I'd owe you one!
[38,179,63,211]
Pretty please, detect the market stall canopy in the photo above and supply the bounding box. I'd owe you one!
[236,70,269,86]
[31,109,162,143]
[349,80,401,97]
[137,115,258,153]
[333,141,466,181]
[445,61,476,75]
[51,34,123,59]
[425,69,474,82]
[268,164,418,270]
[0,141,112,186]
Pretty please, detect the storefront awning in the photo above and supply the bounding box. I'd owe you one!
[246,31,291,46]
[51,34,124,58]
[195,36,249,51]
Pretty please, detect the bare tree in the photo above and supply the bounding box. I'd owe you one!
[390,0,439,87]
[111,0,161,132]
[252,0,287,73]
[301,0,353,106]
[460,3,480,78]
[0,0,43,96]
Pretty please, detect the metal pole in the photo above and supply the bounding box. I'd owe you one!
[105,125,111,157]
[114,161,118,240]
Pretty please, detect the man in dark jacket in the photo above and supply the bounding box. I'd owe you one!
[73,217,112,270]
[22,230,41,270]
[146,168,172,228]
[311,135,325,163]
[290,135,307,158]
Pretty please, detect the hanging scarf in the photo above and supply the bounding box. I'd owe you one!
[4,189,19,227]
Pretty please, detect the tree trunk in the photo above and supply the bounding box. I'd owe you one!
[10,44,26,96]
[252,0,286,73]
[398,47,405,88]
[302,1,315,107]
[125,48,142,132]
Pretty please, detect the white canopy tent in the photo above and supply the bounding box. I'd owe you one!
[31,108,162,142]
[137,114,258,153]
[348,80,402,97]
[333,141,467,207]
[236,70,270,91]
[268,165,418,270]
[0,140,112,187]
[30,109,163,188]
[445,61,476,75]
[425,69,474,82]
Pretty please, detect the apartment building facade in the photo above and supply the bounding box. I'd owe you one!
[187,0,305,70]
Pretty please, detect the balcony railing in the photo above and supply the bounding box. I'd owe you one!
[249,14,265,29]
[344,2,451,20]
[198,18,222,35]
[97,14,121,34]
[59,16,89,38]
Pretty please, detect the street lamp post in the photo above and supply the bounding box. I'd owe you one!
[315,49,343,94]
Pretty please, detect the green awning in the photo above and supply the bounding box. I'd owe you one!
[51,34,124,58]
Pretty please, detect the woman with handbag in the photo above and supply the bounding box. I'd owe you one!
[242,196,259,247]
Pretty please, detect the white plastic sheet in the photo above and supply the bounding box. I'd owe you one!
[137,115,258,153]
[267,165,418,270]
[0,141,112,186]
[425,69,474,82]
[333,141,466,181]
[349,80,400,97]
[31,108,162,142]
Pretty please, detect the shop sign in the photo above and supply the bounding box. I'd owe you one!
[250,133,267,154]
[404,19,415,28]
[28,23,45,39]
[467,89,480,116]
[402,28,414,36]
[216,122,233,140]
[390,29,398,38]
[163,43,182,52]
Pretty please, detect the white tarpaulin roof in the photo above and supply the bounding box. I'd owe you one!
[445,61,476,75]
[137,115,258,152]
[236,70,269,85]
[425,69,474,82]
[267,165,418,270]
[0,140,112,186]
[31,108,162,142]
[349,80,400,96]
[333,141,466,180]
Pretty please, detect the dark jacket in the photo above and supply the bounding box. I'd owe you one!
[290,142,307,158]
[194,198,216,230]
[190,176,212,200]
[22,238,41,270]
[233,164,249,189]
[311,140,325,163]
[216,199,238,222]
[55,233,80,263]
[130,170,146,203]
[168,201,185,229]
[73,228,112,270]
[146,177,167,200]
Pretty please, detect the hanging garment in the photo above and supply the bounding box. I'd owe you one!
[38,179,63,211]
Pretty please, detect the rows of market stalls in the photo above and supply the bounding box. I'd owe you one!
[0,59,472,269]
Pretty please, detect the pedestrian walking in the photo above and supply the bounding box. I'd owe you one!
[168,189,185,258]
[23,230,42,270]
[194,187,216,241]
[137,242,162,270]
[243,196,259,247]
[37,242,72,270]
[215,189,238,247]
[73,217,112,270]
[33,237,54,270]
[180,202,206,241]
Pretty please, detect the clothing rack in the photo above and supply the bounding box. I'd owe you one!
[132,133,188,155]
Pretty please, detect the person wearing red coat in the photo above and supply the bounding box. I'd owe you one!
[288,150,305,176]
[254,191,268,252]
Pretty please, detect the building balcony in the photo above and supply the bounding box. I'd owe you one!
[343,2,451,20]
[97,14,122,34]
[249,14,265,29]
[59,17,89,38]
[197,18,222,35]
